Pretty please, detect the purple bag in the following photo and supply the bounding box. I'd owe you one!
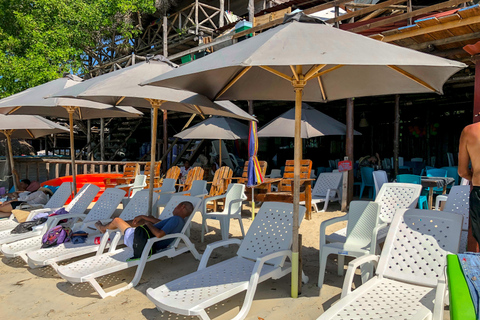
[48,207,69,216]
[41,225,71,248]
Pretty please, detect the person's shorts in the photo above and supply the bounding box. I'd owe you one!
[10,201,25,209]
[124,227,135,249]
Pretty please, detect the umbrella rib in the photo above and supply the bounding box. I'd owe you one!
[317,77,327,101]
[25,129,34,138]
[290,66,299,81]
[116,96,126,106]
[304,64,327,81]
[215,66,252,100]
[387,65,437,92]
[6,106,21,115]
[260,66,292,81]
[193,105,206,119]
[309,65,344,80]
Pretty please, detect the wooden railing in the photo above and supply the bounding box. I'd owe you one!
[6,158,150,183]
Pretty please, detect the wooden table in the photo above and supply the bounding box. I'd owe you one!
[421,176,455,209]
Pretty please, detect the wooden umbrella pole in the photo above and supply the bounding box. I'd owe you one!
[5,131,16,191]
[219,139,222,168]
[291,66,305,298]
[147,100,163,216]
[66,107,77,195]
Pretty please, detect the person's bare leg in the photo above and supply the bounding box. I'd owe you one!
[95,217,133,234]
[0,203,13,217]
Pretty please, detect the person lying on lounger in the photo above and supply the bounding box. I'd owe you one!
[0,187,53,218]
[94,201,194,252]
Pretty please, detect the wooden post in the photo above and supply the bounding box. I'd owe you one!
[291,65,305,298]
[163,110,168,171]
[100,118,105,161]
[394,95,400,177]
[195,0,199,35]
[163,16,168,57]
[147,101,162,216]
[5,132,16,191]
[219,139,222,167]
[87,119,91,158]
[248,0,255,23]
[46,163,50,180]
[341,156,349,212]
[219,0,225,27]
[45,136,49,156]
[346,98,354,203]
[248,100,254,115]
[66,107,77,194]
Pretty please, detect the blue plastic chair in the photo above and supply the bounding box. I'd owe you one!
[426,168,448,193]
[396,174,428,209]
[359,167,375,199]
[442,166,459,186]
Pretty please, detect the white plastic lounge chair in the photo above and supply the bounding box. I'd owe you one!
[56,195,202,299]
[300,172,342,212]
[201,183,246,243]
[326,183,422,244]
[118,174,146,207]
[0,184,100,246]
[1,187,125,262]
[317,208,463,320]
[318,201,383,289]
[25,189,157,270]
[0,182,73,232]
[372,170,388,196]
[146,202,307,320]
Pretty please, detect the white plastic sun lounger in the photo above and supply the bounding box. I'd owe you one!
[1,187,125,262]
[146,202,307,320]
[26,189,157,270]
[56,195,202,299]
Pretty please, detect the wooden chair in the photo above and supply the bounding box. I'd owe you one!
[156,166,181,188]
[179,167,205,192]
[144,162,162,189]
[257,160,313,217]
[104,163,139,188]
[206,166,233,211]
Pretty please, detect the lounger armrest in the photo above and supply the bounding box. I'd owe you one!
[433,269,447,320]
[47,213,88,227]
[320,214,348,246]
[203,194,227,213]
[27,207,57,221]
[143,232,202,261]
[115,183,133,189]
[198,238,243,270]
[255,249,292,267]
[370,223,389,254]
[341,254,379,298]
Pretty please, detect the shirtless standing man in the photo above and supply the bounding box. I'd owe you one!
[458,122,480,247]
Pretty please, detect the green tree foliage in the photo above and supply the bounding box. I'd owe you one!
[0,0,158,98]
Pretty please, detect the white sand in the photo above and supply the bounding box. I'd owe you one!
[0,202,449,319]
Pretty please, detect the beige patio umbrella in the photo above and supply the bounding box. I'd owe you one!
[51,55,256,215]
[0,74,142,193]
[0,114,69,190]
[142,12,466,297]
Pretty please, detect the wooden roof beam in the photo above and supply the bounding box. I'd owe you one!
[407,31,480,50]
[349,0,468,33]
[326,0,407,23]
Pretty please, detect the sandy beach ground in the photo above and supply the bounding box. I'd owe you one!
[0,201,449,319]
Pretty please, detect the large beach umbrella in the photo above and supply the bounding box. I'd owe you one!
[246,121,264,219]
[258,103,361,138]
[174,116,248,168]
[0,74,142,192]
[0,115,69,190]
[51,56,255,215]
[142,12,466,297]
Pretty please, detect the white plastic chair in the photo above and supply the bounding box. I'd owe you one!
[146,202,307,320]
[25,190,157,270]
[1,187,125,262]
[326,183,422,245]
[0,184,100,246]
[372,170,388,196]
[265,169,282,178]
[300,172,342,212]
[176,180,208,198]
[56,195,202,299]
[201,183,247,242]
[153,178,176,216]
[0,182,73,232]
[318,201,382,290]
[317,208,463,320]
[117,174,146,207]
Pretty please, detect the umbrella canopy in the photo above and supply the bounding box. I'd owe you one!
[174,117,248,140]
[258,103,361,138]
[140,12,467,299]
[0,115,69,190]
[0,74,142,193]
[51,56,255,215]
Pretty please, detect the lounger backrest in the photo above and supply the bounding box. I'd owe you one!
[375,183,421,223]
[344,201,380,250]
[119,190,156,221]
[45,182,72,209]
[444,185,470,252]
[158,195,202,248]
[237,202,306,267]
[65,184,100,215]
[83,188,125,223]
[377,209,462,287]
[312,172,342,197]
